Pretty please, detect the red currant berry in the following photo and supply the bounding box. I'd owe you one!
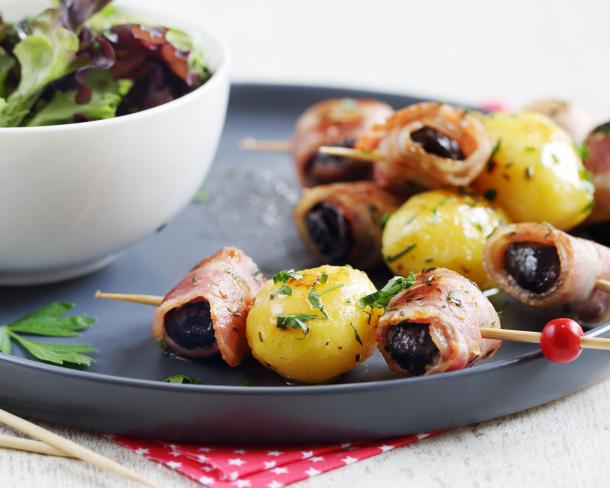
[540,318,584,363]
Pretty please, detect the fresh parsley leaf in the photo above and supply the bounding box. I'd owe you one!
[307,288,328,318]
[272,269,303,284]
[349,322,363,345]
[319,272,329,284]
[9,333,95,366]
[276,313,321,336]
[164,374,201,384]
[1,302,96,367]
[358,273,416,310]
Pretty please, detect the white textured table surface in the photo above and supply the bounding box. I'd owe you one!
[2,0,610,487]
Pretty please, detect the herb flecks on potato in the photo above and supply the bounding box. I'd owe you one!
[382,190,509,288]
[246,265,378,384]
[473,111,594,230]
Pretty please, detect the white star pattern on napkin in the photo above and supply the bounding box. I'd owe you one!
[267,450,283,457]
[169,450,182,457]
[272,467,289,475]
[264,461,277,469]
[134,448,149,456]
[166,461,182,470]
[199,476,215,485]
[198,447,214,452]
[301,451,313,459]
[228,458,246,466]
[379,444,394,452]
[196,454,210,463]
[342,456,358,465]
[228,471,239,481]
[305,468,321,477]
[309,456,325,463]
[267,481,284,488]
[232,480,251,488]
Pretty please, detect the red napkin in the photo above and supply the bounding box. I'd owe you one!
[114,432,440,487]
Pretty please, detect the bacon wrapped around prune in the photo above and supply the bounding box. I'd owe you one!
[484,222,610,323]
[376,268,501,376]
[294,182,401,269]
[292,98,394,187]
[356,102,492,195]
[151,247,265,366]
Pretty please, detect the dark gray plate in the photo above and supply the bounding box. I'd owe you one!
[1,84,610,445]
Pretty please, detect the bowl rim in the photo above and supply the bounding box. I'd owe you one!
[0,0,230,133]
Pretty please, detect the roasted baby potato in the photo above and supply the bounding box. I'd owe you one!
[246,265,378,384]
[382,190,509,288]
[473,112,594,230]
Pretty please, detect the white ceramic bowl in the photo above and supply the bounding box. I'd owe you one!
[0,0,230,285]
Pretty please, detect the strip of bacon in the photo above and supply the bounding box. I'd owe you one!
[484,223,610,323]
[291,98,393,187]
[151,248,265,367]
[356,102,491,194]
[377,268,501,376]
[584,124,610,224]
[294,182,400,269]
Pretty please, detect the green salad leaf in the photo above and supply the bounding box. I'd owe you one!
[0,9,80,127]
[27,69,132,126]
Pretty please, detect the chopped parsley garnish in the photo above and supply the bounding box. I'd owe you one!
[579,167,594,184]
[524,146,537,152]
[576,144,590,161]
[192,188,212,204]
[258,331,264,342]
[308,288,328,318]
[0,302,96,367]
[273,269,303,284]
[380,212,392,229]
[349,322,363,345]
[551,153,560,164]
[318,284,344,297]
[319,272,329,284]
[582,200,594,213]
[164,374,201,384]
[358,273,416,310]
[385,244,416,263]
[276,313,321,336]
[446,290,462,307]
[270,283,292,300]
[483,189,497,202]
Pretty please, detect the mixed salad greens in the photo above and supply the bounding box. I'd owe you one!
[0,0,210,127]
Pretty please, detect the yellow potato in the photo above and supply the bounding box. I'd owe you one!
[382,190,509,288]
[246,265,378,384]
[473,111,594,230]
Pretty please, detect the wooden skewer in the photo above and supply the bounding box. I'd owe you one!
[95,291,162,306]
[0,409,158,488]
[318,145,382,162]
[96,282,610,351]
[480,328,610,351]
[0,435,70,458]
[239,137,292,152]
